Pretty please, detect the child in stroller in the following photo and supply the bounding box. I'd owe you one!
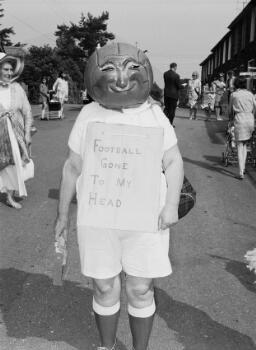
[222,121,256,167]
[222,121,237,166]
[201,82,215,120]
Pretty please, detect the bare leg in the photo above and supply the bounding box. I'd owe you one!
[193,107,197,120]
[237,142,244,177]
[242,142,248,173]
[216,107,223,120]
[60,103,64,119]
[41,107,45,120]
[93,275,121,349]
[126,276,155,350]
[189,108,193,120]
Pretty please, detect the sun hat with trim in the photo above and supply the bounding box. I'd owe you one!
[0,49,24,82]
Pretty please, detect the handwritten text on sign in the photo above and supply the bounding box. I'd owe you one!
[78,122,163,232]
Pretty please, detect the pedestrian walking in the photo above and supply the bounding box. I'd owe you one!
[0,50,34,209]
[226,70,235,103]
[52,71,69,119]
[39,77,49,120]
[213,73,226,121]
[229,76,256,179]
[187,71,201,120]
[55,42,184,350]
[163,62,183,125]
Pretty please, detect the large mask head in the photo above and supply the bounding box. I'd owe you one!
[85,42,153,109]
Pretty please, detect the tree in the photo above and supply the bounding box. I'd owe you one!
[55,11,115,62]
[21,45,84,103]
[21,11,115,103]
[0,0,14,46]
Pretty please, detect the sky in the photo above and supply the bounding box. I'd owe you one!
[2,0,248,87]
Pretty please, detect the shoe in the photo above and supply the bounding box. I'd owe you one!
[217,117,223,121]
[235,174,244,180]
[6,196,22,209]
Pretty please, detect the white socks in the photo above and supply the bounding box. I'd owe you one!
[93,298,120,316]
[128,299,156,318]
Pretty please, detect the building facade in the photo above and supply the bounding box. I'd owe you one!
[200,0,256,84]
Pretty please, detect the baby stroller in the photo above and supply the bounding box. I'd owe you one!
[222,122,256,167]
[48,90,62,120]
[222,122,237,166]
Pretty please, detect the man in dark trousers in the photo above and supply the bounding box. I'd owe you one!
[163,62,182,125]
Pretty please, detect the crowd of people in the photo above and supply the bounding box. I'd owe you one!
[39,72,69,120]
[162,65,256,179]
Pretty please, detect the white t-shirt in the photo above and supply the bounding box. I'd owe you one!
[68,100,178,226]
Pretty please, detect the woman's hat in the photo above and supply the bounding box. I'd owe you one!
[0,48,24,82]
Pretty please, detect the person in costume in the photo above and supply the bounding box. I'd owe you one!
[55,42,184,350]
[52,71,69,119]
[0,50,34,209]
[187,71,201,120]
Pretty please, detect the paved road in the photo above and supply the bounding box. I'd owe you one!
[0,105,256,350]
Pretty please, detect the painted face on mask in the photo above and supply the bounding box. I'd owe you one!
[85,42,153,109]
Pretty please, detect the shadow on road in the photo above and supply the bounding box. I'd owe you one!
[209,255,256,294]
[67,106,83,112]
[48,188,77,203]
[155,287,256,350]
[204,119,228,145]
[0,268,127,350]
[1,268,256,349]
[183,156,236,179]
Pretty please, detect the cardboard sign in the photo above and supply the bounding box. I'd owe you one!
[78,122,163,232]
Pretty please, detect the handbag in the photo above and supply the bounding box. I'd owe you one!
[178,176,196,219]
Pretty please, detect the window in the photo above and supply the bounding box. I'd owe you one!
[228,36,232,60]
[241,19,246,49]
[222,40,226,64]
[250,7,256,42]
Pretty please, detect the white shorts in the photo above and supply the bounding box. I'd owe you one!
[77,226,172,279]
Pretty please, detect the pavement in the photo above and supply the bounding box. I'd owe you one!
[1,104,256,350]
[174,106,256,186]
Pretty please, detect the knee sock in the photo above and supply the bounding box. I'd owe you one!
[128,299,156,350]
[93,298,120,349]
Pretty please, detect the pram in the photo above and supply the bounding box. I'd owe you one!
[222,121,256,167]
[48,90,62,120]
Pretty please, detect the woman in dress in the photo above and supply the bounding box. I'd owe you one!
[0,51,34,209]
[52,71,69,119]
[39,77,49,120]
[188,71,201,120]
[213,73,226,121]
[229,77,256,179]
